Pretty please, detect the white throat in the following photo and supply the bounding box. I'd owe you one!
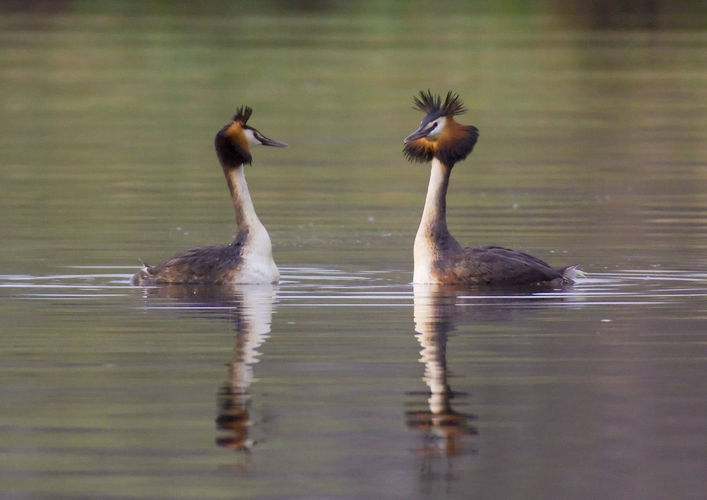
[226,165,279,283]
[413,159,458,284]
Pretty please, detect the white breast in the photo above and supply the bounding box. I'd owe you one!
[413,234,440,284]
[236,225,279,284]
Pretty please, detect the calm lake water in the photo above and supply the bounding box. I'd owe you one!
[1,3,707,499]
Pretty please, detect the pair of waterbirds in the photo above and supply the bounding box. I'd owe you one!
[132,91,582,288]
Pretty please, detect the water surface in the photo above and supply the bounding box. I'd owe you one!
[1,3,707,499]
[2,267,706,499]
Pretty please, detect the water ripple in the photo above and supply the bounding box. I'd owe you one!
[0,266,705,308]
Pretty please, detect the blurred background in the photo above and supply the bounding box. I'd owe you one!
[2,3,707,499]
[1,0,705,276]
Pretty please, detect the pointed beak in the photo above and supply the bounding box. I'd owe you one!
[404,126,428,143]
[259,135,288,147]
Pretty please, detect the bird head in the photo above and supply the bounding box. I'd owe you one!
[215,106,287,168]
[403,90,479,167]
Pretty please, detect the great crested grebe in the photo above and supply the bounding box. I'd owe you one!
[131,106,286,285]
[403,90,582,286]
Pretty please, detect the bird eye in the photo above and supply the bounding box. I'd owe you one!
[429,122,438,130]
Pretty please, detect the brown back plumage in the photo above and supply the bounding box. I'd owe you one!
[132,241,245,285]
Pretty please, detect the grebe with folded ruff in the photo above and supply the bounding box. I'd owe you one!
[132,106,286,285]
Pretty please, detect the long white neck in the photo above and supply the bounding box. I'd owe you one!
[414,159,461,283]
[224,165,279,283]
[416,158,451,241]
[225,165,263,231]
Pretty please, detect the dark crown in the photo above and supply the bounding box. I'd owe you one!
[233,106,253,124]
[412,90,467,117]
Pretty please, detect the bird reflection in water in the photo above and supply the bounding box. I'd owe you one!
[407,282,576,466]
[141,283,275,452]
[216,285,275,451]
[215,284,274,451]
[407,284,478,458]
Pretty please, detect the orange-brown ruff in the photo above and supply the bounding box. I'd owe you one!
[132,106,287,285]
[403,90,582,286]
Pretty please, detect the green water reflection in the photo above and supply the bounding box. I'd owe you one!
[2,2,706,276]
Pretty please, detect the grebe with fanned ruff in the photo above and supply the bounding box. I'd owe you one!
[403,90,582,286]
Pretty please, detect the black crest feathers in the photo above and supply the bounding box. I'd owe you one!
[413,90,467,117]
[233,106,253,125]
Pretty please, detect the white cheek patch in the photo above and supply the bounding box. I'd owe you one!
[427,117,446,138]
[243,128,260,147]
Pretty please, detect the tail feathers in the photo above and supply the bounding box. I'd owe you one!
[561,265,586,283]
[131,260,154,286]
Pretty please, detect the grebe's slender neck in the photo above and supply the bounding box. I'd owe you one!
[224,165,263,232]
[414,158,463,283]
[416,158,455,244]
[222,163,278,283]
